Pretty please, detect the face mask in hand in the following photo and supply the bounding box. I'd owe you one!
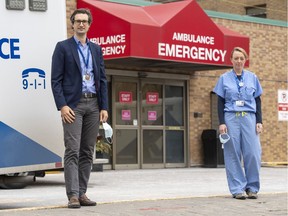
[219,133,230,149]
[102,122,113,144]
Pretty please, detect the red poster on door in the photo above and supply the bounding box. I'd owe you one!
[119,91,132,103]
[122,110,131,120]
[146,92,158,104]
[148,111,157,121]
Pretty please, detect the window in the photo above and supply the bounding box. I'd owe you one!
[246,4,267,18]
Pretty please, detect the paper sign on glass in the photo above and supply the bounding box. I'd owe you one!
[148,111,157,121]
[146,92,158,104]
[119,91,132,103]
[122,110,131,120]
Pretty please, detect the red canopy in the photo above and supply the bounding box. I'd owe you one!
[78,0,249,71]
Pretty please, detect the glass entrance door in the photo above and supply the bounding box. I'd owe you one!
[114,78,139,169]
[141,82,185,168]
[112,76,186,169]
[141,83,164,167]
[164,85,185,165]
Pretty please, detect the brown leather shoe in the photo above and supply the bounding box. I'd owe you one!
[68,196,81,208]
[79,194,97,206]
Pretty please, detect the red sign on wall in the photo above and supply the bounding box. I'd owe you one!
[278,90,288,121]
[146,92,159,104]
[119,91,132,103]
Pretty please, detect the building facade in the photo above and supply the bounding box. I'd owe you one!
[65,0,287,168]
[153,0,287,21]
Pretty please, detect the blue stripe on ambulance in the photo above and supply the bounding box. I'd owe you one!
[0,121,61,168]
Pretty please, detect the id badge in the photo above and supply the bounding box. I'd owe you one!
[83,74,91,81]
[236,100,245,107]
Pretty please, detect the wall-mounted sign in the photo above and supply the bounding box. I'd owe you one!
[278,89,288,121]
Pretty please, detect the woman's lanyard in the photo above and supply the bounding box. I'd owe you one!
[234,71,244,93]
[77,43,91,80]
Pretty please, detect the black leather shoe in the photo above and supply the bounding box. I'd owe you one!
[79,194,97,206]
[68,196,81,208]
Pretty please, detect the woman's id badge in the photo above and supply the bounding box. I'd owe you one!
[236,100,245,106]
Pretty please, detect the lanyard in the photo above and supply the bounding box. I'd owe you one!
[234,71,244,93]
[77,43,90,74]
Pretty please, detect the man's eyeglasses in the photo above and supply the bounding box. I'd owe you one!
[74,20,89,25]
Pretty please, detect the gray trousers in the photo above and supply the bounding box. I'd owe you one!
[63,97,99,199]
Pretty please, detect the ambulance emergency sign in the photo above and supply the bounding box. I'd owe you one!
[278,89,288,121]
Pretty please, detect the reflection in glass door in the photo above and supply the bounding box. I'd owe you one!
[165,85,184,164]
[143,130,163,164]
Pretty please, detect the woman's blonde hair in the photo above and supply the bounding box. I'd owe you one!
[230,47,248,60]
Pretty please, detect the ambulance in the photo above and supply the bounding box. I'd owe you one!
[0,0,66,188]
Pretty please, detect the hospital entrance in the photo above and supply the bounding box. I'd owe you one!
[106,70,189,169]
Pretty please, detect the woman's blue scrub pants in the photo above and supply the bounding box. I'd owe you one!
[224,112,262,195]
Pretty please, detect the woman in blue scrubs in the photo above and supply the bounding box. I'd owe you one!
[213,47,263,200]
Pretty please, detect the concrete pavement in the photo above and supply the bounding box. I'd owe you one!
[0,167,287,215]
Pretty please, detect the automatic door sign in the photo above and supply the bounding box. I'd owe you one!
[278,89,288,121]
[22,68,46,90]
